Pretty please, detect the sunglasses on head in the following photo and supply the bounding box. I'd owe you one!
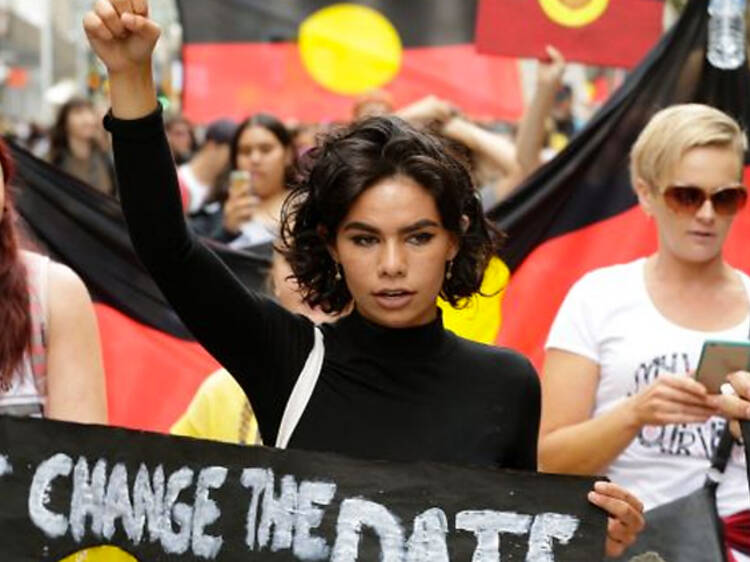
[661,184,748,216]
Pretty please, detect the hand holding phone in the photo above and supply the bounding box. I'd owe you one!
[695,340,750,394]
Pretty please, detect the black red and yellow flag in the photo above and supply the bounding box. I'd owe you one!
[476,0,665,68]
[7,0,748,434]
[489,0,750,368]
[177,0,523,123]
[9,146,270,432]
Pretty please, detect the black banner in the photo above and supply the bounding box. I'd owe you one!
[0,415,607,561]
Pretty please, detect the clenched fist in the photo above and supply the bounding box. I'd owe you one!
[83,0,160,119]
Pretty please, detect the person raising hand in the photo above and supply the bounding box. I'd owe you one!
[84,2,645,557]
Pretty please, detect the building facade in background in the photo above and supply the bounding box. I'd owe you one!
[0,0,181,128]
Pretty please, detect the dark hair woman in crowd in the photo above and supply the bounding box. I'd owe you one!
[165,114,197,165]
[0,138,107,422]
[220,113,296,249]
[48,97,117,197]
[84,2,645,556]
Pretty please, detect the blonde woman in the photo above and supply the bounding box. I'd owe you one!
[540,104,750,559]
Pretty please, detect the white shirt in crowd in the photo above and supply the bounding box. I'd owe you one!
[177,164,211,214]
[546,258,750,525]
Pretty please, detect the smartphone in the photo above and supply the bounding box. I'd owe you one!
[229,170,251,196]
[695,340,750,393]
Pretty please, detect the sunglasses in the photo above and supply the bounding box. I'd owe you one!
[662,184,748,216]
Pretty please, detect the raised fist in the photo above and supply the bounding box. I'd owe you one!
[83,0,160,75]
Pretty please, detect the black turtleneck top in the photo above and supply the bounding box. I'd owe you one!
[104,107,540,470]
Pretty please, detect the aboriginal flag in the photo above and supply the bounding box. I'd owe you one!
[490,0,750,368]
[177,0,523,123]
[476,0,665,68]
[8,144,270,432]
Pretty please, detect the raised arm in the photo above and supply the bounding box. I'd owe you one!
[83,0,314,440]
[440,117,524,203]
[514,46,565,176]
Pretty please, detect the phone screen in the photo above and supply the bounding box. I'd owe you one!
[695,340,750,393]
[229,170,251,196]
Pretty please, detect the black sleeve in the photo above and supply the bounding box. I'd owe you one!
[511,359,541,471]
[104,106,314,443]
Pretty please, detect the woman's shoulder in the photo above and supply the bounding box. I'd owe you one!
[44,261,94,318]
[20,252,83,287]
[19,250,49,267]
[448,332,538,381]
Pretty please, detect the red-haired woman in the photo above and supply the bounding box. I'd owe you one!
[0,138,107,422]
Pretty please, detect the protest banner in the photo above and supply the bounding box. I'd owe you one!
[0,415,607,561]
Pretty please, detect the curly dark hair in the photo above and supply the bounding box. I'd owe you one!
[281,115,500,314]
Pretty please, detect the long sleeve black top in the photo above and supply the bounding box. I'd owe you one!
[104,107,541,471]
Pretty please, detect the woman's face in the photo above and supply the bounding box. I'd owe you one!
[235,126,290,200]
[331,175,458,328]
[66,106,98,142]
[638,145,743,265]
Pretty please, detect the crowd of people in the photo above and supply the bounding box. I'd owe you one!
[0,0,748,559]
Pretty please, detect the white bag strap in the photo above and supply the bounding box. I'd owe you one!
[275,326,325,449]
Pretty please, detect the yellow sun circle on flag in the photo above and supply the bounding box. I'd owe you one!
[538,0,610,28]
[298,3,402,95]
[59,546,138,562]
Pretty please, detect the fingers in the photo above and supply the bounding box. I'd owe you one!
[83,11,114,42]
[120,12,161,40]
[108,0,150,20]
[589,481,644,536]
[654,397,716,417]
[111,0,134,17]
[228,193,260,207]
[640,381,717,425]
[131,0,149,16]
[225,196,259,228]
[644,375,718,422]
[604,519,635,557]
[659,373,710,398]
[710,393,750,420]
[593,481,645,515]
[589,482,644,558]
[93,0,126,38]
[727,371,750,400]
[657,384,715,410]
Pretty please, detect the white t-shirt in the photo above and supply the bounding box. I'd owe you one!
[546,258,750,522]
[178,164,211,214]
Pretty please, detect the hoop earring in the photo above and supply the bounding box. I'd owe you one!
[445,260,453,281]
[334,262,343,282]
